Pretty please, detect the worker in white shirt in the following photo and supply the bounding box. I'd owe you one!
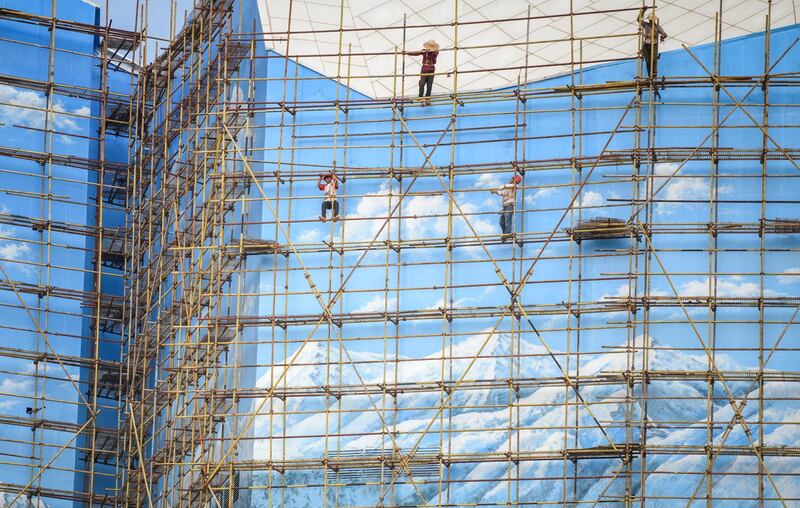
[318,172,340,222]
[491,174,521,242]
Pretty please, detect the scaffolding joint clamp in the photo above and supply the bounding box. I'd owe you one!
[708,222,718,238]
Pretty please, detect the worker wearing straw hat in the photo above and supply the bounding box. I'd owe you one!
[406,39,440,100]
[638,7,667,80]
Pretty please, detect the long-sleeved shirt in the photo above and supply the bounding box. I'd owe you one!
[408,50,439,73]
[639,18,667,45]
[496,183,516,206]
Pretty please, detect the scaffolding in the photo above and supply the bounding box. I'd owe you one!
[0,1,140,507]
[2,0,800,506]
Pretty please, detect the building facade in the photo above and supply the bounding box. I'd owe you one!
[1,0,799,506]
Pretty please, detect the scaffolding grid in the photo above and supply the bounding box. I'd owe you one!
[0,1,140,506]
[2,0,800,506]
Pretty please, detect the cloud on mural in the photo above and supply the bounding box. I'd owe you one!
[653,163,732,214]
[0,223,33,274]
[779,267,800,285]
[524,186,557,206]
[0,84,90,133]
[0,364,35,411]
[352,294,397,314]
[679,275,782,298]
[341,183,494,243]
[577,189,605,209]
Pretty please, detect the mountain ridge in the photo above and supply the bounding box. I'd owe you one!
[247,332,800,506]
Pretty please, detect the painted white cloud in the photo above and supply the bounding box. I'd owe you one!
[475,173,503,189]
[603,282,667,300]
[0,374,33,394]
[524,186,557,206]
[402,192,451,238]
[541,314,567,330]
[432,285,497,311]
[0,224,32,273]
[353,294,397,314]
[778,267,800,285]
[653,163,731,214]
[679,275,782,297]
[296,228,322,244]
[339,182,394,243]
[577,190,604,209]
[0,367,34,411]
[342,183,495,243]
[0,241,31,262]
[428,296,472,309]
[0,84,89,133]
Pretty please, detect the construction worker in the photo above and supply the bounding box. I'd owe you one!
[318,172,340,222]
[491,174,521,242]
[406,40,439,99]
[638,7,667,80]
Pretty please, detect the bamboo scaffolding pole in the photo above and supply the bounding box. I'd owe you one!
[4,0,800,506]
[0,0,138,505]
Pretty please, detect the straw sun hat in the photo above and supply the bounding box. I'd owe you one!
[423,39,439,51]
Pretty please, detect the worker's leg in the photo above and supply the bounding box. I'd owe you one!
[321,201,331,219]
[499,208,506,234]
[651,44,659,77]
[503,204,514,235]
[332,199,340,218]
[642,43,653,77]
[418,76,425,97]
[425,74,434,96]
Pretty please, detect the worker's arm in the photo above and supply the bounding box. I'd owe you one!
[637,7,646,27]
[406,50,423,56]
[657,22,668,41]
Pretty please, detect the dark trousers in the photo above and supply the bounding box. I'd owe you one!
[499,204,514,235]
[642,43,659,77]
[418,74,434,97]
[322,199,339,218]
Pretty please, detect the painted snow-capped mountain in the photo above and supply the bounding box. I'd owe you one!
[248,333,800,506]
[0,493,50,508]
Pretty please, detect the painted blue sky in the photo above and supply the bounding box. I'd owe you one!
[251,24,800,374]
[0,0,130,503]
[244,24,800,506]
[1,0,800,504]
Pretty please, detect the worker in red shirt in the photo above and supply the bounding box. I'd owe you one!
[318,172,340,222]
[406,40,439,99]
